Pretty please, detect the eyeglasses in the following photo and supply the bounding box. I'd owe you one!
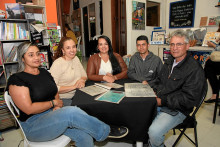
[170,43,186,48]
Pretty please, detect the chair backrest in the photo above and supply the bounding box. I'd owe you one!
[4,91,71,147]
[4,91,29,143]
[77,36,81,51]
[191,80,208,117]
[93,35,101,40]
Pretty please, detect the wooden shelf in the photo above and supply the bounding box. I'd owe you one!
[21,4,45,8]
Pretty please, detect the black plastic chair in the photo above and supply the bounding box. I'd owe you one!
[212,75,220,124]
[172,81,208,147]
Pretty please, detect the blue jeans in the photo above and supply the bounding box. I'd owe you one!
[148,107,186,147]
[20,106,110,147]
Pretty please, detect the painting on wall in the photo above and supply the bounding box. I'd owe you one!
[151,30,166,44]
[132,1,145,30]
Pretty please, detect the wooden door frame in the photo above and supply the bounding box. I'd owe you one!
[111,0,127,56]
[56,0,64,36]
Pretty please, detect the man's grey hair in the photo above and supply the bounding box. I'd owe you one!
[170,30,190,44]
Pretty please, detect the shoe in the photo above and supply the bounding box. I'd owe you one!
[204,98,220,103]
[108,126,129,138]
[204,98,215,103]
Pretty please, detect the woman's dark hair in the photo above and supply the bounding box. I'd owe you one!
[53,37,73,60]
[98,35,121,75]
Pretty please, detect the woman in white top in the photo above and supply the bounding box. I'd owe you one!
[50,37,87,106]
[86,35,127,83]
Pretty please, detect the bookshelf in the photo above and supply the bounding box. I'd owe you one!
[0,19,30,89]
[0,19,30,131]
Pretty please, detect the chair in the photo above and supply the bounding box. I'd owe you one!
[172,80,208,147]
[76,36,81,51]
[212,75,220,124]
[92,35,101,40]
[4,91,71,147]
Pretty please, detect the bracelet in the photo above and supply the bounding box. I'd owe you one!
[51,100,55,108]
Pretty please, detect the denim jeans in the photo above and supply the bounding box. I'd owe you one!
[20,106,110,147]
[148,107,186,147]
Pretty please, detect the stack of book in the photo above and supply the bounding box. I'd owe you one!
[0,94,15,130]
[4,46,17,63]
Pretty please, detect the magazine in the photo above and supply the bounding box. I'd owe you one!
[125,83,156,97]
[95,82,123,90]
[79,85,108,96]
[202,32,220,46]
[80,82,123,96]
[95,90,125,104]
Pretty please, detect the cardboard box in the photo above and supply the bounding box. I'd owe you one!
[32,0,45,6]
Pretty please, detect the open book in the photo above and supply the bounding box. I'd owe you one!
[95,90,125,104]
[125,83,156,97]
[95,82,123,90]
[80,83,123,96]
[202,32,220,46]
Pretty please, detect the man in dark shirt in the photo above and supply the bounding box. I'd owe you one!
[127,35,163,87]
[148,30,206,147]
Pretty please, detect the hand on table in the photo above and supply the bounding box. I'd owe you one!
[142,80,148,85]
[103,75,115,83]
[75,79,86,89]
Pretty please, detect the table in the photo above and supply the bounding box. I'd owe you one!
[71,79,157,143]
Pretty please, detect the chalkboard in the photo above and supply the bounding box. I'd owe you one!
[169,0,196,28]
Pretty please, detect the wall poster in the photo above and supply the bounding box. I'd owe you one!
[169,0,195,28]
[132,1,145,30]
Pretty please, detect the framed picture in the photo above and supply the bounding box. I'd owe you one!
[5,3,25,19]
[132,1,145,30]
[150,30,166,44]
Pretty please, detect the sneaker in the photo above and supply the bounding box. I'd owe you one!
[108,126,129,138]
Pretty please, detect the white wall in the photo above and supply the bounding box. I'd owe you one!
[80,0,111,39]
[102,0,112,40]
[126,0,220,55]
[165,0,220,34]
[126,0,165,55]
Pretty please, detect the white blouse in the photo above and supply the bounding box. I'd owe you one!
[98,55,113,75]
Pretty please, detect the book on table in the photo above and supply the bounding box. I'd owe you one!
[95,90,125,104]
[80,82,123,96]
[125,83,156,97]
[94,82,123,90]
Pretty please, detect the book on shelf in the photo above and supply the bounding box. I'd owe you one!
[208,16,217,26]
[199,16,208,27]
[202,32,220,46]
[0,42,2,65]
[0,21,29,40]
[40,51,49,69]
[5,46,17,63]
[95,90,125,104]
